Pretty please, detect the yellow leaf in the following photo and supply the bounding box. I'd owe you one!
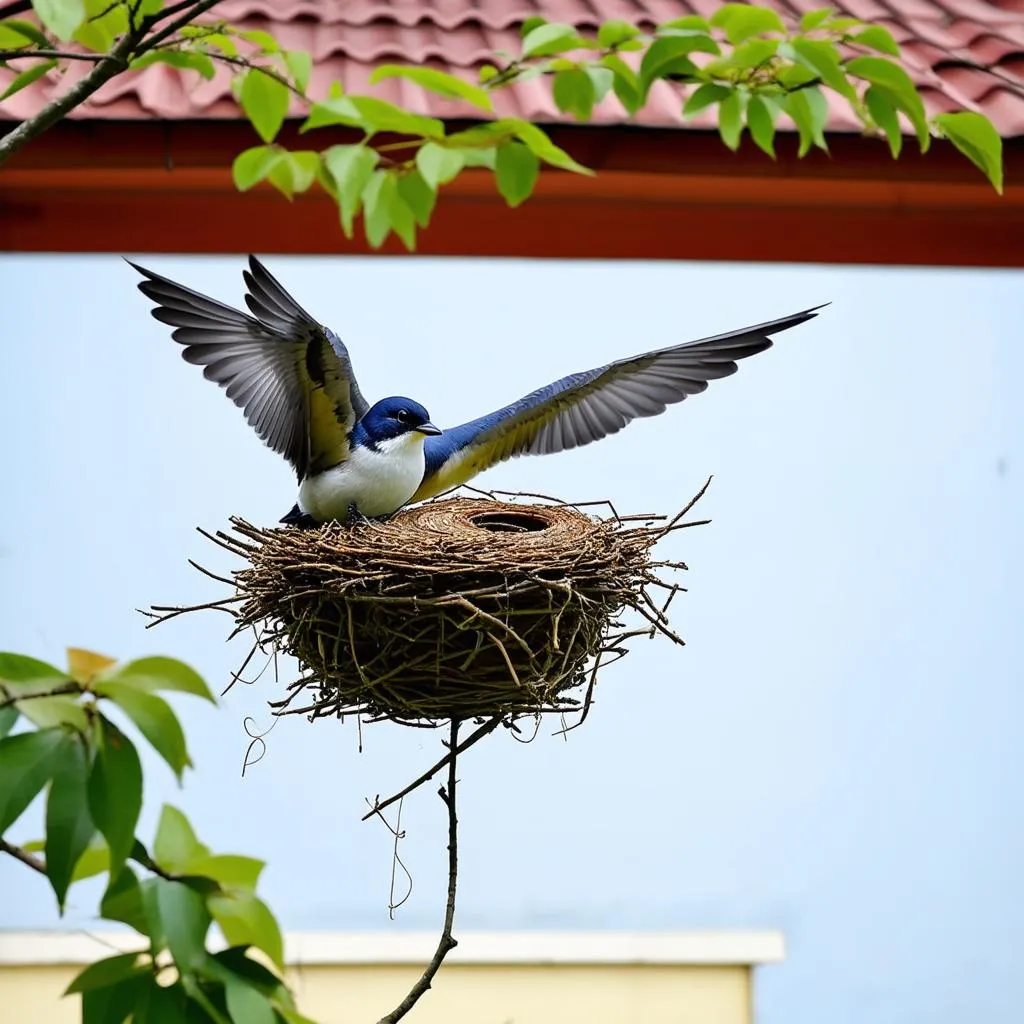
[67,648,117,685]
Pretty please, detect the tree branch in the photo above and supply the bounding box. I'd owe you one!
[0,50,104,62]
[376,719,461,1024]
[0,0,225,169]
[362,716,499,822]
[0,680,82,709]
[0,838,46,875]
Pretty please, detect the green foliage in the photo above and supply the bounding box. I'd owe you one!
[4,2,1004,252]
[0,646,310,1024]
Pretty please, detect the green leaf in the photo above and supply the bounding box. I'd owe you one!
[0,727,66,834]
[153,804,210,874]
[847,55,929,150]
[509,119,593,174]
[709,3,785,44]
[784,87,828,156]
[283,50,311,92]
[33,0,84,41]
[237,28,280,54]
[0,59,57,101]
[213,948,288,1000]
[789,38,857,101]
[934,111,1004,194]
[17,696,87,732]
[322,144,379,237]
[520,15,546,37]
[369,65,493,112]
[522,22,580,59]
[495,141,539,207]
[232,145,285,191]
[100,657,214,704]
[187,855,265,892]
[95,682,190,782]
[851,25,900,57]
[65,952,146,995]
[302,96,444,138]
[415,142,465,188]
[360,171,392,248]
[74,0,126,53]
[0,706,17,739]
[81,976,149,1024]
[130,50,216,80]
[718,90,744,151]
[777,62,820,89]
[865,85,901,158]
[240,69,291,144]
[45,731,94,912]
[157,878,212,974]
[135,977,189,1024]
[703,38,778,76]
[397,170,436,229]
[209,890,285,970]
[639,35,716,97]
[0,18,50,47]
[100,865,149,933]
[800,8,836,31]
[552,67,595,121]
[0,652,69,693]
[746,94,776,157]
[268,150,318,200]
[87,715,142,880]
[602,53,640,114]
[683,82,731,118]
[225,977,276,1024]
[72,835,110,882]
[597,20,641,49]
[660,16,710,32]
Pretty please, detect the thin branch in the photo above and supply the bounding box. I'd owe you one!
[0,838,46,875]
[0,680,82,709]
[0,50,104,62]
[377,719,461,1024]
[362,716,499,822]
[137,0,224,55]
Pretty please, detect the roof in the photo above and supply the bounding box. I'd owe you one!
[1,0,1022,135]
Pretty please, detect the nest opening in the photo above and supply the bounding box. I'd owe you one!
[159,488,708,729]
[468,510,552,533]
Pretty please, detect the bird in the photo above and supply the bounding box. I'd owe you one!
[129,256,824,527]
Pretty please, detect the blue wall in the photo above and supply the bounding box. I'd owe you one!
[1,255,1021,1024]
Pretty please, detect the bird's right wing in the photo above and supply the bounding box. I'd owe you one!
[130,256,369,479]
[413,305,824,501]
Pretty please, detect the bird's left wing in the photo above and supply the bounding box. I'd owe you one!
[413,305,824,501]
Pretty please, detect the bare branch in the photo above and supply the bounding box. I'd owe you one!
[362,716,500,822]
[0,838,46,875]
[376,719,461,1024]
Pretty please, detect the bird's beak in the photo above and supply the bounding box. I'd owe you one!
[416,422,442,436]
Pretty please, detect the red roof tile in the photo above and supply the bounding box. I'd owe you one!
[1,0,1021,134]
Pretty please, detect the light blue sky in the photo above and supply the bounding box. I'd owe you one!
[1,254,1021,1024]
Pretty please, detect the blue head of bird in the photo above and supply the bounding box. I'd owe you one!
[353,397,441,450]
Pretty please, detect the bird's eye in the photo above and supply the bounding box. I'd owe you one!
[396,409,410,423]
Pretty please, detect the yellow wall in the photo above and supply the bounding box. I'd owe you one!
[1,962,752,1024]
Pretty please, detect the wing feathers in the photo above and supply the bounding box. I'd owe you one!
[416,304,824,499]
[129,257,368,480]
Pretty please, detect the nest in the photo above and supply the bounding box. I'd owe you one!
[153,489,707,726]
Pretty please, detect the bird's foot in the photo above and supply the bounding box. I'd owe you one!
[346,503,373,528]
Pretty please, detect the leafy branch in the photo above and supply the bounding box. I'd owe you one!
[0,1,1006,248]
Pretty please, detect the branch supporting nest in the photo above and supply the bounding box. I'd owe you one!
[146,486,708,728]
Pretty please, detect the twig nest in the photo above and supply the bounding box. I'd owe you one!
[181,491,704,726]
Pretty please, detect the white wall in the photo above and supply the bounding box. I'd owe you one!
[0,254,1021,1024]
